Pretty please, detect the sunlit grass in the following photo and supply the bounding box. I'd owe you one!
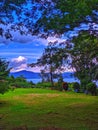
[0,88,98,130]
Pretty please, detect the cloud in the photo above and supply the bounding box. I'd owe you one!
[11,56,27,64]
[10,56,27,70]
[10,55,42,72]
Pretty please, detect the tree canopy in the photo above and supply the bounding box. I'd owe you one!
[71,31,98,88]
[0,58,10,94]
[0,0,98,38]
[30,43,68,86]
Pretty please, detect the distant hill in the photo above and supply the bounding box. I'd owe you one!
[9,70,74,79]
[9,70,41,79]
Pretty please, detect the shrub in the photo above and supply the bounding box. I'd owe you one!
[0,80,9,94]
[54,82,63,91]
[11,81,34,88]
[73,82,80,93]
[68,83,74,91]
[86,82,97,95]
[36,82,52,88]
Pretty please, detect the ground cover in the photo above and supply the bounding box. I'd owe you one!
[0,88,98,130]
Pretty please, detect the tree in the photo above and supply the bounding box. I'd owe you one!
[70,31,98,91]
[38,0,98,34]
[0,0,98,38]
[0,58,10,94]
[40,69,50,83]
[30,43,68,87]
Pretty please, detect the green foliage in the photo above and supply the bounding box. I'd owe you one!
[53,76,64,91]
[86,82,97,95]
[11,81,33,88]
[35,82,52,88]
[71,31,98,89]
[31,44,67,87]
[8,76,35,88]
[0,0,98,37]
[0,81,9,94]
[54,82,63,91]
[41,0,98,33]
[0,58,10,94]
[0,58,10,80]
[72,82,80,93]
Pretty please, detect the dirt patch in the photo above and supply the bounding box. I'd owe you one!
[12,125,28,130]
[39,127,64,130]
[28,94,61,98]
[12,126,65,130]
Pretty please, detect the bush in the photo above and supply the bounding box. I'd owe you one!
[0,80,9,94]
[73,82,80,93]
[11,81,34,88]
[86,82,97,95]
[36,82,52,88]
[67,83,74,91]
[54,82,63,91]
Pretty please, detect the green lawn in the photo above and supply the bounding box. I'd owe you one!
[0,88,98,130]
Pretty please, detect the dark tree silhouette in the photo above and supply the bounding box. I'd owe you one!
[0,58,10,94]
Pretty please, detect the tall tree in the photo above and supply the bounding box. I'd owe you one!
[70,31,98,90]
[0,58,10,94]
[30,43,68,87]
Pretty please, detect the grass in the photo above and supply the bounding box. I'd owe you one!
[0,88,98,130]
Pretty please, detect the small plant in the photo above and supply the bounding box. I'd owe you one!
[73,82,80,93]
[54,82,63,91]
[36,82,52,88]
[0,80,9,94]
[86,82,97,95]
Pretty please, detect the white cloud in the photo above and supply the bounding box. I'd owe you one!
[10,56,27,71]
[10,55,42,72]
[11,56,27,63]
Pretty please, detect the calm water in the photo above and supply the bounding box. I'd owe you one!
[27,78,79,84]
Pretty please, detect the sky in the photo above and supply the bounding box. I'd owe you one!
[0,22,91,73]
[0,0,67,72]
[0,38,45,72]
[0,29,67,72]
[0,0,96,73]
[0,20,92,73]
[0,32,47,72]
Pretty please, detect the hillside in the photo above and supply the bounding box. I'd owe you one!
[9,70,74,79]
[9,70,41,79]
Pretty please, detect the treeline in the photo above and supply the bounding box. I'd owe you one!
[30,31,98,96]
[8,75,35,89]
[0,58,35,94]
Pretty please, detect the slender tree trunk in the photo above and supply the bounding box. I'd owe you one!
[50,65,54,88]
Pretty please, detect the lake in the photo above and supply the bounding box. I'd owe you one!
[27,77,80,84]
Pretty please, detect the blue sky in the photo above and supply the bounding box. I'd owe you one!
[0,41,45,63]
[0,30,67,72]
[0,22,91,72]
[0,34,47,72]
[0,0,97,72]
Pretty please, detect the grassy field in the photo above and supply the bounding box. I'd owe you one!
[0,88,98,130]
